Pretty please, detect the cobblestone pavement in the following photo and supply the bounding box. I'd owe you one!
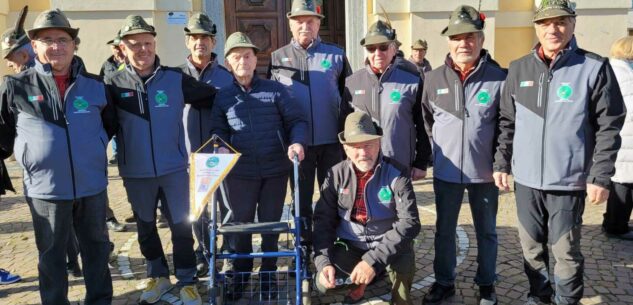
[1,159,632,305]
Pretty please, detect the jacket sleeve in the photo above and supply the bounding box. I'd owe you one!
[209,92,231,145]
[339,80,354,133]
[277,86,308,147]
[182,72,217,109]
[0,79,16,155]
[587,60,627,188]
[412,78,431,170]
[101,83,119,140]
[338,56,353,99]
[313,169,341,272]
[421,76,435,140]
[493,66,516,174]
[361,173,421,274]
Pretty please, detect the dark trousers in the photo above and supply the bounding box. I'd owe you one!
[123,171,197,285]
[602,182,633,234]
[515,183,585,305]
[433,178,499,286]
[226,174,288,273]
[26,190,113,305]
[290,143,342,248]
[314,240,415,305]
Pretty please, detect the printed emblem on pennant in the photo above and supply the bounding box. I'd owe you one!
[378,186,393,204]
[436,88,449,95]
[155,90,169,107]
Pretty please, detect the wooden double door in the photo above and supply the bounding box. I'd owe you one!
[224,0,346,76]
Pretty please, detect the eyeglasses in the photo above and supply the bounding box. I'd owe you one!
[36,38,73,47]
[365,44,390,53]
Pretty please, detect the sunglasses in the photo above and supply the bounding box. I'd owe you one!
[365,44,390,53]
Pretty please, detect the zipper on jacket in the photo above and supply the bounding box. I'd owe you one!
[539,71,552,188]
[304,55,316,144]
[537,73,545,108]
[60,81,78,199]
[135,83,145,114]
[137,77,158,177]
[277,130,286,151]
[455,80,466,183]
[362,168,377,248]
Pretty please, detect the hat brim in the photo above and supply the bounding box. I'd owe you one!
[184,28,216,36]
[360,36,394,47]
[441,24,482,37]
[338,131,382,145]
[27,26,79,40]
[224,43,260,57]
[286,11,324,19]
[120,29,156,38]
[2,35,30,59]
[533,9,576,22]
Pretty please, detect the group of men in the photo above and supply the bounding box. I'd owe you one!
[0,0,627,305]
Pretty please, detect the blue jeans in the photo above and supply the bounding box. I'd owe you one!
[433,178,499,286]
[26,190,113,305]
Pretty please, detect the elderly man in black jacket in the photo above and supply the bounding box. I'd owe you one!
[313,112,420,305]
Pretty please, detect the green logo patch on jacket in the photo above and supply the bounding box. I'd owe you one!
[320,59,332,69]
[476,89,491,106]
[389,89,402,103]
[155,90,169,107]
[378,186,393,204]
[72,96,90,113]
[556,83,573,101]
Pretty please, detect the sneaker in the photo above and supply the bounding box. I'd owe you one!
[423,282,455,305]
[180,285,202,305]
[479,285,498,305]
[108,156,118,165]
[260,273,278,301]
[106,218,126,232]
[67,261,83,278]
[139,277,173,304]
[524,296,552,305]
[0,269,21,284]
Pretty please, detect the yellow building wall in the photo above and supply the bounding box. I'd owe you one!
[495,27,534,67]
[499,0,532,11]
[9,0,48,11]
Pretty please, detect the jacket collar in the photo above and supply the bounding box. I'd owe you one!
[233,73,261,93]
[185,53,218,77]
[125,55,161,81]
[34,55,84,78]
[291,36,321,52]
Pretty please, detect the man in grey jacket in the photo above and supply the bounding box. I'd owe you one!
[268,0,351,254]
[422,5,506,305]
[0,9,116,305]
[493,1,626,304]
[342,20,431,181]
[313,112,420,305]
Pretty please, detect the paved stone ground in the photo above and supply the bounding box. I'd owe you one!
[1,159,632,305]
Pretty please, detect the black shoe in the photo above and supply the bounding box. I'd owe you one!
[108,156,118,165]
[124,215,136,223]
[196,260,209,277]
[225,282,244,301]
[106,218,126,232]
[260,273,278,301]
[479,285,498,305]
[604,229,633,241]
[67,261,82,278]
[423,282,455,305]
[157,214,169,228]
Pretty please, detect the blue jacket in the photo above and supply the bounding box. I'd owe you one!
[268,38,351,146]
[210,76,307,178]
[105,56,216,178]
[180,54,233,154]
[0,57,118,200]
